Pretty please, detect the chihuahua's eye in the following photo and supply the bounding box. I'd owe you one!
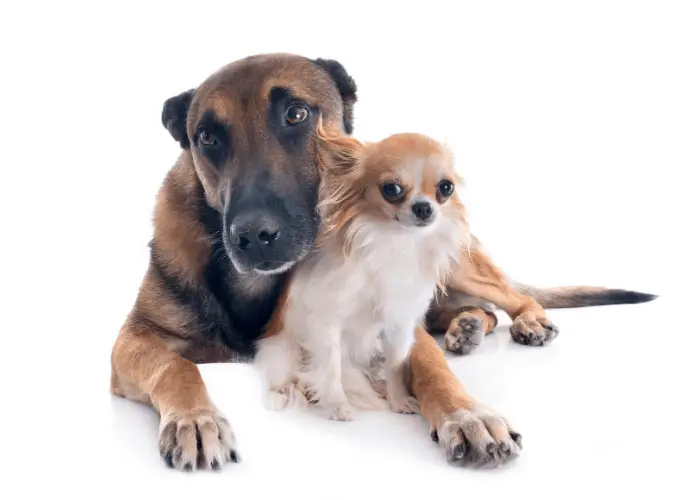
[381,182,404,200]
[438,180,454,198]
[198,129,216,147]
[285,104,309,125]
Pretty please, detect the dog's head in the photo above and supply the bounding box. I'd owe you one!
[317,130,467,244]
[161,54,357,274]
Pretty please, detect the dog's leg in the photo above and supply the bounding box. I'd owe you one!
[381,323,420,414]
[409,327,522,466]
[426,303,498,354]
[256,331,307,411]
[111,322,238,471]
[299,325,354,421]
[447,247,559,347]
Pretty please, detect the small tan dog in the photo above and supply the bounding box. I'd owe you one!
[255,124,470,420]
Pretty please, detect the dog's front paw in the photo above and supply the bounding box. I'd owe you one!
[324,404,356,421]
[510,312,559,347]
[431,407,521,467]
[387,393,420,414]
[445,313,485,354]
[159,408,238,471]
[264,384,309,411]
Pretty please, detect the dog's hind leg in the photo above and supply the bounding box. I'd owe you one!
[445,245,559,347]
[426,302,498,355]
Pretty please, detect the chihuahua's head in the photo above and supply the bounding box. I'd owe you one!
[316,125,468,254]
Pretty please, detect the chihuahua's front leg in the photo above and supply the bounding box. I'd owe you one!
[382,323,421,414]
[299,324,354,421]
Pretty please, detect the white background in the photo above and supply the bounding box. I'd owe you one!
[1,1,699,499]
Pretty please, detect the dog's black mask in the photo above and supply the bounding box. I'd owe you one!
[161,55,357,274]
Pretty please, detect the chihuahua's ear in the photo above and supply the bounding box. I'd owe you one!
[316,119,363,176]
[161,89,194,148]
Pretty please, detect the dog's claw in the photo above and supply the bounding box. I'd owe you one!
[510,432,522,447]
[511,312,559,347]
[451,443,466,461]
[500,442,511,455]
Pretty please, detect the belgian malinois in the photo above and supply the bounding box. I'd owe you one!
[110,53,655,471]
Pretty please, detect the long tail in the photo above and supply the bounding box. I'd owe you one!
[514,283,658,309]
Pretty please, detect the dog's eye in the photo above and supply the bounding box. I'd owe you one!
[438,180,454,198]
[198,129,217,147]
[285,105,309,126]
[381,182,404,200]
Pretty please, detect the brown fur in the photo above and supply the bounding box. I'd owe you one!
[112,55,522,469]
[111,53,654,471]
[315,124,468,276]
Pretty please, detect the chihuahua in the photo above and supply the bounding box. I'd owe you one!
[255,124,470,420]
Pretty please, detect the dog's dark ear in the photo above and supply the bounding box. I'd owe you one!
[314,59,357,134]
[161,89,194,148]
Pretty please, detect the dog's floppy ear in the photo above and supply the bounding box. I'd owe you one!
[161,89,194,148]
[314,59,357,134]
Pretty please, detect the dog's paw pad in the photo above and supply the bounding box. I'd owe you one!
[445,314,485,354]
[159,409,238,471]
[510,314,559,347]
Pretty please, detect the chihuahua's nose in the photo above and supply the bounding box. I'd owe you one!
[412,201,434,221]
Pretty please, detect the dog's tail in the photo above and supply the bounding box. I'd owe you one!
[514,282,658,309]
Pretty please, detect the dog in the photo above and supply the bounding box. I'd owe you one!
[256,129,471,421]
[110,53,656,471]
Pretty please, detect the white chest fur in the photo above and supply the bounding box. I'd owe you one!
[288,218,462,362]
[256,215,467,418]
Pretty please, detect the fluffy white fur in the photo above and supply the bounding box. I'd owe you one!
[255,146,468,421]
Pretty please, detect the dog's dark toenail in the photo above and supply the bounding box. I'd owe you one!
[499,442,511,455]
[212,459,221,470]
[431,429,439,443]
[230,450,239,463]
[487,442,497,454]
[529,332,537,340]
[452,443,466,461]
[183,462,193,471]
[518,334,529,344]
[164,453,174,468]
[510,432,522,446]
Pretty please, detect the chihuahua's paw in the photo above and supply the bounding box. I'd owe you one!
[388,393,420,414]
[264,384,308,411]
[324,404,356,421]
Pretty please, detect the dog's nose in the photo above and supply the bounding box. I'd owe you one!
[257,228,280,245]
[230,212,283,258]
[412,201,433,221]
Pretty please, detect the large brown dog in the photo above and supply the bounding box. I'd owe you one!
[110,53,655,471]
